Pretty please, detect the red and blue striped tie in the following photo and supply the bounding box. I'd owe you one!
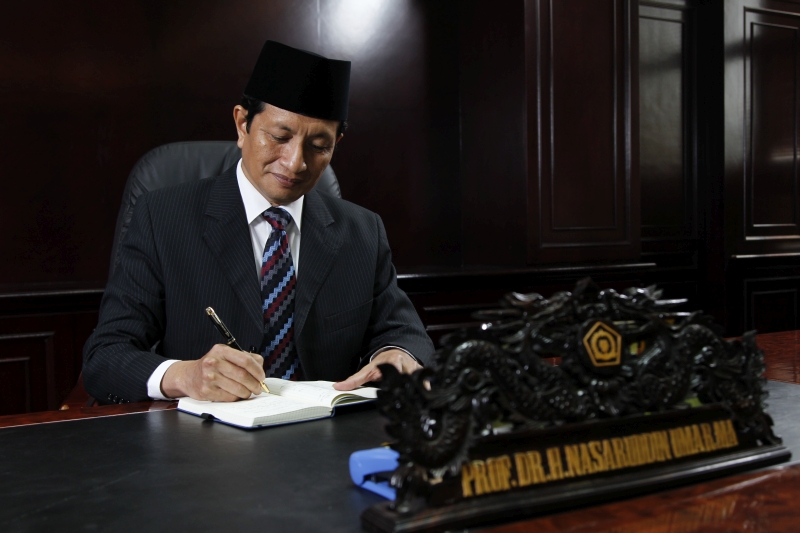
[260,207,303,380]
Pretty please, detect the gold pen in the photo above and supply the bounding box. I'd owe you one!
[205,307,270,394]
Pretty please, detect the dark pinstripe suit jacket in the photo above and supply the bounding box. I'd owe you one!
[83,166,434,403]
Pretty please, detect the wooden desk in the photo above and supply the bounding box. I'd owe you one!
[759,330,800,385]
[1,331,799,532]
[0,399,176,429]
[485,463,800,532]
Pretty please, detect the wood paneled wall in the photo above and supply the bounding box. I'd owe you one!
[719,0,800,335]
[0,0,463,286]
[0,0,691,282]
[527,0,640,264]
[459,0,528,267]
[0,290,101,415]
[638,0,702,319]
[725,1,800,256]
[640,2,696,245]
[2,0,800,414]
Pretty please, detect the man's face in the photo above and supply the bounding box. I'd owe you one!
[234,103,342,205]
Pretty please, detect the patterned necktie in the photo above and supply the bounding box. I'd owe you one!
[260,207,303,380]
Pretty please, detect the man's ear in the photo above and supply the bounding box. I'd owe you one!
[335,133,344,145]
[233,105,248,148]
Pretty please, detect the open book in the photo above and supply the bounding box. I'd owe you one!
[177,379,378,428]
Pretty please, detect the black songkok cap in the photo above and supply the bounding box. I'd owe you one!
[244,40,351,122]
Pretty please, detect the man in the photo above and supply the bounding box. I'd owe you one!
[83,40,434,403]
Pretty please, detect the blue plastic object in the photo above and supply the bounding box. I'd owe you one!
[349,447,399,500]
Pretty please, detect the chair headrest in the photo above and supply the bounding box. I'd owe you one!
[108,140,341,279]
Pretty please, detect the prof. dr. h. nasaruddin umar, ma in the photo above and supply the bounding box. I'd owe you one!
[83,40,435,404]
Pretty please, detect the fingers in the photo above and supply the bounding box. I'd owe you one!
[333,349,421,391]
[206,372,255,401]
[400,355,422,374]
[372,349,422,374]
[333,365,383,391]
[219,346,265,382]
[201,354,262,397]
[178,345,267,401]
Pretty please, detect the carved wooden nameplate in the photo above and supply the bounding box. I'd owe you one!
[361,279,790,533]
[362,405,788,533]
[439,405,751,504]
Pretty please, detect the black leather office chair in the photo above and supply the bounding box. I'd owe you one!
[108,140,341,279]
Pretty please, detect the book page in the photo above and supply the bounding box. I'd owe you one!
[264,379,377,407]
[180,393,309,418]
[301,381,378,400]
[211,394,309,416]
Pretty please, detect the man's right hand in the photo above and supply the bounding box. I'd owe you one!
[160,344,266,401]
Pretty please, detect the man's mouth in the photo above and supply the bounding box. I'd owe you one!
[272,173,301,188]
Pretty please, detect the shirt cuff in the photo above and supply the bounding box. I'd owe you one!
[367,346,420,364]
[147,359,180,400]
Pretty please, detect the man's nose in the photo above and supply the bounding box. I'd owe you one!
[281,140,308,173]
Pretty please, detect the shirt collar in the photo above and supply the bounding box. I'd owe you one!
[236,159,303,233]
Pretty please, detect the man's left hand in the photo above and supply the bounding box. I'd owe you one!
[333,349,421,391]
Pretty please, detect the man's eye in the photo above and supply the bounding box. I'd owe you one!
[270,134,289,142]
[312,144,330,152]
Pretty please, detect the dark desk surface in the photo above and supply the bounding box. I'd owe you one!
[0,380,798,532]
[2,330,800,532]
[0,406,387,533]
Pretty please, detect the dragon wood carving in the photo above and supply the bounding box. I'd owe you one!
[376,278,780,513]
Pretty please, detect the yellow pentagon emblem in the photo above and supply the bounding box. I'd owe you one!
[582,321,622,367]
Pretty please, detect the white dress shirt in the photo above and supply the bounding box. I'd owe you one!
[145,159,411,400]
[236,159,304,275]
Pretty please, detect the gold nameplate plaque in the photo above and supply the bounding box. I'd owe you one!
[459,417,739,499]
[422,405,750,507]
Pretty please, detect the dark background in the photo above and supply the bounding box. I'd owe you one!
[2,0,800,414]
[0,0,462,284]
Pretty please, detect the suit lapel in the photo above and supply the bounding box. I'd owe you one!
[295,190,342,339]
[202,168,263,331]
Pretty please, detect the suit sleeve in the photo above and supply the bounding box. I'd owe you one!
[361,214,436,367]
[82,194,171,403]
